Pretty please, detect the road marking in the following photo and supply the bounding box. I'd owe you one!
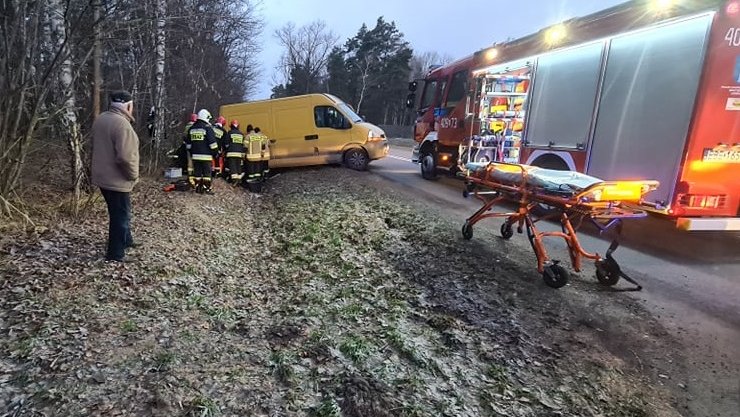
[388,154,413,162]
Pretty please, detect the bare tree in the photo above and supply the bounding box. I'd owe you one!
[354,57,373,114]
[0,0,263,219]
[150,0,167,172]
[274,20,339,94]
[92,1,103,117]
[409,51,454,80]
[49,0,88,215]
[0,1,45,218]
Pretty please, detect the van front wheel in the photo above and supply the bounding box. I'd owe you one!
[344,148,369,171]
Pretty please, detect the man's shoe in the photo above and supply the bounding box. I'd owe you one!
[204,188,215,195]
[105,256,124,263]
[125,242,141,249]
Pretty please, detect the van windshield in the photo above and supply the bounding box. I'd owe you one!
[337,102,363,123]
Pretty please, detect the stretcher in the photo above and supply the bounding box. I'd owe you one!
[460,161,659,290]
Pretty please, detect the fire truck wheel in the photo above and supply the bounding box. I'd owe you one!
[344,148,369,171]
[500,222,514,240]
[542,264,569,289]
[595,259,620,286]
[420,152,438,180]
[462,221,473,240]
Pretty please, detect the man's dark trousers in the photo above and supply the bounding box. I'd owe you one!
[100,188,132,261]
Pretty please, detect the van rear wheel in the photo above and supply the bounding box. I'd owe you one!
[344,148,369,171]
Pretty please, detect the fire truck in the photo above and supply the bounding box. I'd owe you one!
[409,0,740,231]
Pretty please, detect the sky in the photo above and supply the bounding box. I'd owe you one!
[254,0,626,99]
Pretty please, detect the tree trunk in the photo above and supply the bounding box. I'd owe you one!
[151,0,167,172]
[92,0,103,117]
[356,60,370,115]
[49,0,85,215]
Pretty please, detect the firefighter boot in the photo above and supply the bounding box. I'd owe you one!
[195,178,204,194]
[203,178,214,195]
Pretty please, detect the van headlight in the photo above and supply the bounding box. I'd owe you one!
[367,130,385,142]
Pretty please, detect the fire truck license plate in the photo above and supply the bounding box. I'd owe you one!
[702,149,740,163]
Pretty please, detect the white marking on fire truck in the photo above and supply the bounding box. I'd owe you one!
[724,27,740,47]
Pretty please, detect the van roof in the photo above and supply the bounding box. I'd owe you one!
[221,93,342,110]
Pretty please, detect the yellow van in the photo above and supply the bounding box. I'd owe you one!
[219,94,389,170]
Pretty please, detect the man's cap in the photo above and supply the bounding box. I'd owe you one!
[110,90,133,103]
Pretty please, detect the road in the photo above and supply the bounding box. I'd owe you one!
[369,145,740,417]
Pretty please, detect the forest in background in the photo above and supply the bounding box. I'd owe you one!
[0,1,450,219]
[0,0,261,217]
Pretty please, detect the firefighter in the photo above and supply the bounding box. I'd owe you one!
[223,119,245,183]
[183,113,198,182]
[212,116,227,178]
[242,124,259,187]
[185,109,219,194]
[254,127,270,178]
[243,125,270,192]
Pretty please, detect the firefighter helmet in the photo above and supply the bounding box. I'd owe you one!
[230,119,239,128]
[215,115,226,127]
[189,113,197,123]
[196,109,212,122]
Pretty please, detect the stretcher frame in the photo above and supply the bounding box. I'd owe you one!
[461,162,658,290]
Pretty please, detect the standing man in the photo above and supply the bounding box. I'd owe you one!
[254,127,270,178]
[91,91,140,263]
[185,109,218,194]
[223,119,245,183]
[212,116,227,178]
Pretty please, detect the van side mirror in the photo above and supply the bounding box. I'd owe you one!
[408,81,418,92]
[405,93,416,109]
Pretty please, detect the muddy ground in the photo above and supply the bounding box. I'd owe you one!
[0,167,701,416]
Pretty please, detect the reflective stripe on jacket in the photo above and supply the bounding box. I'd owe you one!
[185,120,218,161]
[224,128,246,158]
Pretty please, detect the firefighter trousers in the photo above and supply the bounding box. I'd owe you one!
[192,160,213,193]
[244,160,263,182]
[226,157,243,181]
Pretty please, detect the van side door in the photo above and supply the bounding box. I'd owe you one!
[271,103,317,161]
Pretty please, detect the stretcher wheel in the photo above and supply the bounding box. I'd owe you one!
[500,222,514,240]
[462,182,475,199]
[542,264,568,289]
[462,222,473,240]
[595,258,620,286]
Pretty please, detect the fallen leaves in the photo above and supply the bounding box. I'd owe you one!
[0,168,672,416]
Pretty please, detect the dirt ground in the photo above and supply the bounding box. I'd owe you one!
[0,167,714,416]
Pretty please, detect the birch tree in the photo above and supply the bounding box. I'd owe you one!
[150,0,167,171]
[0,0,263,219]
[49,0,87,215]
[326,17,412,124]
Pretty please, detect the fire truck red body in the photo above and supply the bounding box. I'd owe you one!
[410,0,740,231]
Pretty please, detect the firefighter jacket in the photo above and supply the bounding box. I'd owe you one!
[185,120,218,161]
[245,132,270,161]
[224,128,246,158]
[244,132,258,161]
[213,125,227,153]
